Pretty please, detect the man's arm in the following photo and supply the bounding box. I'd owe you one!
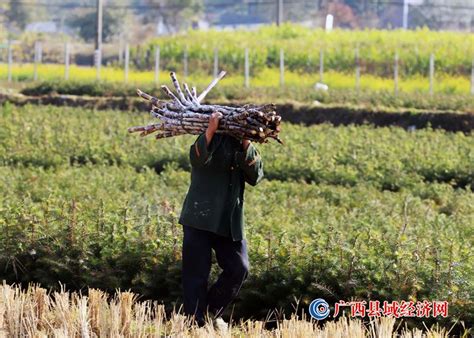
[189,112,222,168]
[235,140,264,186]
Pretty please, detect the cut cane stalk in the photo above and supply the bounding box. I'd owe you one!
[170,72,190,105]
[197,71,226,103]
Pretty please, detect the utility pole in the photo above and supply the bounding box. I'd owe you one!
[276,0,283,26]
[96,0,103,51]
[402,0,409,29]
[94,0,102,80]
[94,0,102,66]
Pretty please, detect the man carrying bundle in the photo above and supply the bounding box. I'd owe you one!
[179,111,264,329]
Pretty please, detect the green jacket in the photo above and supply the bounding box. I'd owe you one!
[178,132,264,241]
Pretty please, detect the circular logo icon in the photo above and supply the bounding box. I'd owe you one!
[309,298,330,320]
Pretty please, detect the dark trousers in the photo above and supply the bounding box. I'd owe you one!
[182,225,249,324]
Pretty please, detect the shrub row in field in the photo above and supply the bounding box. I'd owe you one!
[136,25,474,76]
[1,105,472,190]
[0,165,472,326]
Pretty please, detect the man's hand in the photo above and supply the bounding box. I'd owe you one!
[205,111,222,146]
[208,111,222,134]
[242,139,251,151]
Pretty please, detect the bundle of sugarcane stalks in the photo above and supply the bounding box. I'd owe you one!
[128,71,283,144]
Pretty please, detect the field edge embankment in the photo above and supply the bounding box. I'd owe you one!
[1,93,473,133]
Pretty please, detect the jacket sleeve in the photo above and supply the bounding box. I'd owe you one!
[189,133,214,168]
[234,143,264,186]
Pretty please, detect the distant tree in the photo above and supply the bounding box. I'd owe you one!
[69,10,121,42]
[327,1,359,28]
[143,0,204,32]
[5,0,31,30]
[343,0,371,15]
[0,2,7,36]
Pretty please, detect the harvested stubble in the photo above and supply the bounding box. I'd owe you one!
[0,282,454,338]
[128,71,283,144]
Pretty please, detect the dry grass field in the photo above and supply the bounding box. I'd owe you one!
[0,283,462,338]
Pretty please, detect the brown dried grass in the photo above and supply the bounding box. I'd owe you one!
[0,282,452,338]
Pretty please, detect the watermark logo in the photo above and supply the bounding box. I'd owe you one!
[309,298,330,320]
[333,300,448,318]
[308,299,449,320]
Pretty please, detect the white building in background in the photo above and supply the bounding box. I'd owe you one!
[25,21,58,33]
[213,13,269,31]
[405,0,474,31]
[156,16,172,35]
[429,0,474,31]
[378,0,473,31]
[403,0,424,29]
[156,16,210,35]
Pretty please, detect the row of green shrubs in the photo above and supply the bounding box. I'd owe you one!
[1,105,473,190]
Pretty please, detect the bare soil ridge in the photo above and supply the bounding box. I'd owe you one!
[1,93,472,133]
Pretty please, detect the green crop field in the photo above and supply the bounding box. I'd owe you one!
[0,104,472,329]
[141,25,474,77]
